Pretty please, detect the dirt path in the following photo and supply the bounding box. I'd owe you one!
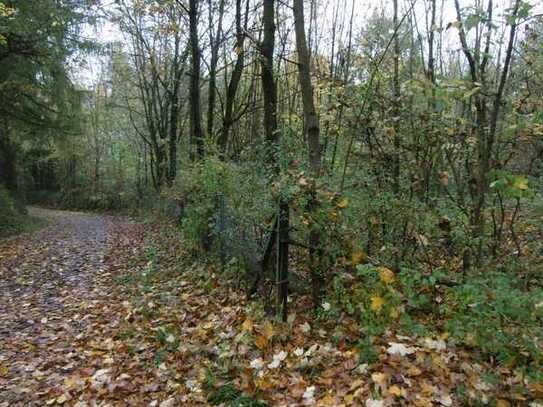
[0,208,144,406]
[3,210,538,406]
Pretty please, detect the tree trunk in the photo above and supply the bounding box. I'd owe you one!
[392,0,400,195]
[168,33,181,184]
[207,0,225,140]
[293,0,322,309]
[260,0,288,321]
[454,0,520,265]
[218,0,248,153]
[261,0,278,146]
[189,0,204,159]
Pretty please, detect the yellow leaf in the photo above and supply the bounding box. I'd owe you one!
[56,394,68,404]
[439,171,449,186]
[386,127,396,137]
[337,198,349,209]
[349,378,364,391]
[378,267,396,284]
[318,394,336,405]
[255,376,273,389]
[406,366,422,376]
[241,318,253,332]
[388,384,403,397]
[513,179,528,190]
[63,375,81,389]
[449,20,462,29]
[0,365,8,377]
[262,321,274,340]
[255,335,268,350]
[431,354,448,372]
[351,250,365,265]
[496,400,510,407]
[371,372,387,385]
[420,381,435,396]
[370,296,385,312]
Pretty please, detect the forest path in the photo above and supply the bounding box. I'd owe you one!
[0,208,145,406]
[1,209,537,406]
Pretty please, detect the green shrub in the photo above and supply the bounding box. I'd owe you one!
[329,262,543,374]
[173,157,272,279]
[443,273,543,373]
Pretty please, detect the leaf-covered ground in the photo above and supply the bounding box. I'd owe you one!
[0,208,146,406]
[0,209,542,406]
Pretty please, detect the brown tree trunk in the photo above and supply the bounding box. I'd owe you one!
[392,0,400,195]
[293,0,322,309]
[168,31,182,184]
[189,0,204,159]
[293,0,320,174]
[260,0,289,321]
[218,0,248,153]
[261,0,278,146]
[207,0,225,140]
[454,0,520,265]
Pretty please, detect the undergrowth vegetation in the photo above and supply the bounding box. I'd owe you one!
[169,154,543,385]
[107,219,543,405]
[0,186,46,238]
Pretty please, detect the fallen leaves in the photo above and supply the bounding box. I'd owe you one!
[370,295,385,311]
[387,342,417,356]
[351,250,365,265]
[302,385,316,404]
[90,368,111,388]
[423,337,447,351]
[241,317,253,332]
[262,320,274,340]
[337,197,349,209]
[2,210,542,406]
[255,334,268,350]
[300,321,311,333]
[250,357,265,370]
[0,209,147,405]
[267,350,288,369]
[378,266,396,284]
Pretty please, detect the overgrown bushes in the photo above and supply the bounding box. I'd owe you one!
[168,153,543,380]
[329,263,543,377]
[172,157,273,279]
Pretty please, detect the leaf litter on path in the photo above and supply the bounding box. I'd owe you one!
[1,211,542,406]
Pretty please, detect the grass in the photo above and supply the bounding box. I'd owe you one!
[0,213,49,239]
[1,186,49,239]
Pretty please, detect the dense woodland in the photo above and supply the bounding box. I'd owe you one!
[1,0,543,405]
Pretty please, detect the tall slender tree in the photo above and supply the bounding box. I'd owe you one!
[218,0,249,153]
[189,0,204,159]
[207,0,225,140]
[293,0,323,308]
